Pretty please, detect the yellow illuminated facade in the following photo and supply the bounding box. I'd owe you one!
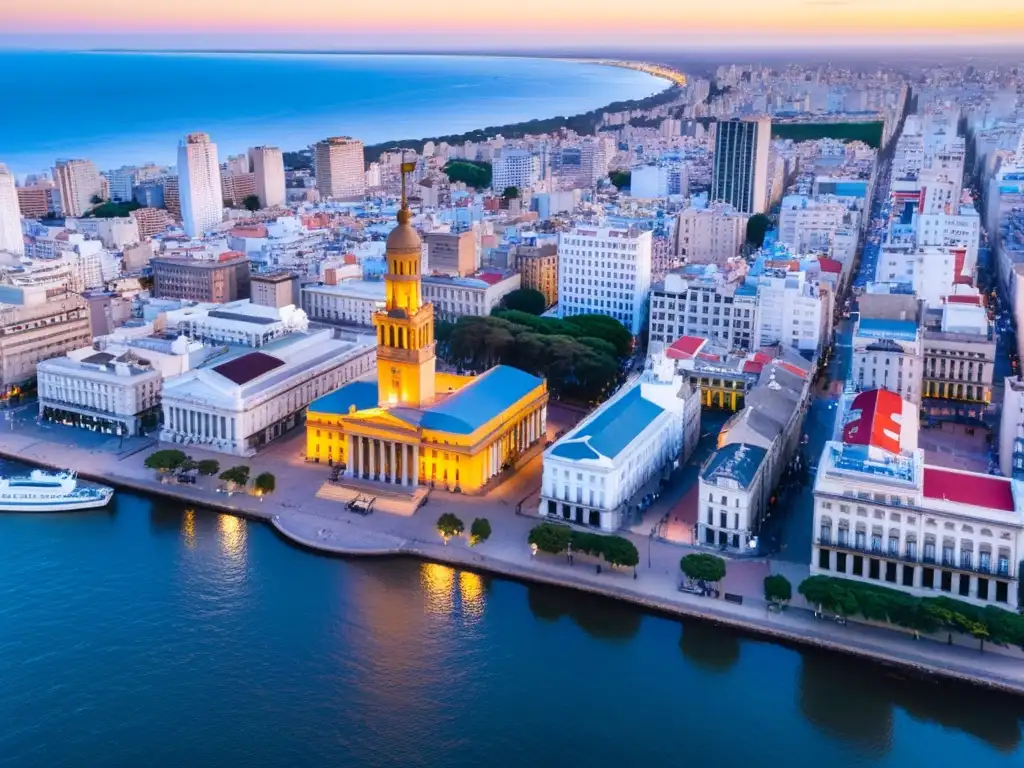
[305,172,548,494]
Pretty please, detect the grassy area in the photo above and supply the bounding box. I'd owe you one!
[771,121,884,148]
[443,160,492,189]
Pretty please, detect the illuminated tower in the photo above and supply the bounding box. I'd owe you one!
[374,162,436,407]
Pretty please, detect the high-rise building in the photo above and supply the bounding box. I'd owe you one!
[177,132,224,237]
[16,179,58,219]
[248,146,286,209]
[314,137,365,201]
[711,117,771,214]
[220,168,257,208]
[53,159,104,217]
[0,163,24,255]
[492,149,540,193]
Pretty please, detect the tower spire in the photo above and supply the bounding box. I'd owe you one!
[399,153,416,223]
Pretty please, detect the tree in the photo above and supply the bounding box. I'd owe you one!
[179,457,197,473]
[500,287,547,315]
[144,449,189,473]
[680,553,727,584]
[798,575,858,616]
[242,194,261,212]
[470,518,492,546]
[564,314,633,358]
[609,170,631,189]
[501,186,520,199]
[602,536,640,571]
[443,160,492,189]
[219,465,250,488]
[764,574,793,604]
[745,213,773,248]
[528,523,571,554]
[196,459,220,478]
[436,513,465,543]
[254,472,276,495]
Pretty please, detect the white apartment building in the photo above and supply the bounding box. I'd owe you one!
[539,357,700,532]
[160,328,376,456]
[812,388,1023,609]
[302,280,386,326]
[248,146,286,209]
[874,245,967,309]
[53,159,104,218]
[1000,377,1024,480]
[851,317,923,404]
[558,225,652,335]
[777,194,858,252]
[492,149,540,192]
[915,206,980,267]
[672,204,749,265]
[754,269,828,353]
[314,137,365,201]
[698,442,769,550]
[422,271,521,320]
[163,300,310,348]
[630,164,670,199]
[178,132,224,237]
[0,163,22,256]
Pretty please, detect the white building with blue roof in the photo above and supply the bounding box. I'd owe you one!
[539,356,699,532]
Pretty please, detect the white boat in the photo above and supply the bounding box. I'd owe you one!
[0,469,114,512]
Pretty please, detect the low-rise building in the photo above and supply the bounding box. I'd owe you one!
[999,377,1024,481]
[0,288,92,389]
[851,316,923,404]
[513,243,558,308]
[422,270,521,320]
[250,271,298,309]
[164,300,311,348]
[301,280,386,327]
[921,300,995,424]
[152,253,251,303]
[697,443,769,550]
[672,204,749,266]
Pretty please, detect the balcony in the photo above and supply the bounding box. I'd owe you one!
[816,539,1015,579]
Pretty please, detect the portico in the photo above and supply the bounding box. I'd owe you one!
[345,435,421,488]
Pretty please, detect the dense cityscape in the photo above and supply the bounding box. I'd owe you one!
[2,44,1024,761]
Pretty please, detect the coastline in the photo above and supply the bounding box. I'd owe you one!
[3,437,1024,698]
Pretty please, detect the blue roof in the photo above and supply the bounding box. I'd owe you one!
[857,318,918,342]
[308,380,379,415]
[420,365,543,434]
[701,443,767,489]
[550,385,663,462]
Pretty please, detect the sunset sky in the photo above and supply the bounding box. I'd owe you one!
[1,0,1021,49]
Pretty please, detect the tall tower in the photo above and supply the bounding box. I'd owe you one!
[374,162,436,408]
[178,132,223,237]
[711,117,771,214]
[0,163,24,255]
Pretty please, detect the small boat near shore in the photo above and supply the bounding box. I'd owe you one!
[0,469,114,512]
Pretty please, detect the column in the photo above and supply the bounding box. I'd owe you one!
[370,439,378,479]
[400,444,408,487]
[390,442,397,484]
[345,435,354,477]
[412,444,419,487]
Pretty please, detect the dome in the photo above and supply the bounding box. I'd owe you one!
[386,206,421,251]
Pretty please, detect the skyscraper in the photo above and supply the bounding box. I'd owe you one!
[0,163,24,255]
[711,117,771,215]
[178,132,223,237]
[53,159,104,217]
[248,146,286,208]
[313,137,365,201]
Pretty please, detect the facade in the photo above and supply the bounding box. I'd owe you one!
[697,443,769,549]
[314,137,366,201]
[16,180,57,219]
[812,389,1023,609]
[53,159,104,218]
[0,294,92,388]
[999,377,1024,480]
[178,132,224,237]
[539,356,701,532]
[0,163,22,256]
[492,148,540,192]
[777,195,857,252]
[921,302,994,423]
[424,230,476,276]
[753,268,828,353]
[220,170,257,208]
[851,317,923,404]
[151,254,251,303]
[304,191,548,494]
[131,207,173,238]
[248,146,286,209]
[672,204,749,265]
[874,244,967,309]
[422,271,521,320]
[164,300,308,348]
[302,280,386,327]
[514,244,558,308]
[710,117,771,214]
[250,271,297,309]
[557,225,653,335]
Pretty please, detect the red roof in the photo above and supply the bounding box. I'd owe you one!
[213,352,284,385]
[743,361,765,374]
[666,335,706,360]
[475,271,506,286]
[923,467,1015,512]
[778,361,810,379]
[946,294,983,305]
[842,389,904,454]
[818,257,842,274]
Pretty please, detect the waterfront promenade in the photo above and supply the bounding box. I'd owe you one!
[2,411,1024,697]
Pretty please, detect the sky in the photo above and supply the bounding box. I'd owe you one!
[1,0,1022,50]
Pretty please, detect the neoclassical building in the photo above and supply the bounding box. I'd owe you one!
[305,180,548,493]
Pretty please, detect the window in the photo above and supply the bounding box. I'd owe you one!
[819,524,832,544]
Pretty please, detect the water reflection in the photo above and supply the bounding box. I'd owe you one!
[182,509,196,548]
[420,563,489,622]
[526,583,642,641]
[217,514,246,563]
[677,620,741,673]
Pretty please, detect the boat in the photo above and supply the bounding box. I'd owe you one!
[0,469,114,512]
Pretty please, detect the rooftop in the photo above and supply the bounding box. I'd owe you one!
[213,351,285,385]
[418,366,543,434]
[308,380,379,415]
[701,443,768,490]
[550,385,664,462]
[857,318,919,342]
[842,389,906,454]
[922,467,1015,513]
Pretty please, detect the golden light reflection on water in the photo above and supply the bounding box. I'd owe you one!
[419,563,485,621]
[458,571,485,619]
[217,513,247,563]
[181,509,196,548]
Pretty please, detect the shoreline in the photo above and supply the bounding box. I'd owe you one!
[4,444,1024,698]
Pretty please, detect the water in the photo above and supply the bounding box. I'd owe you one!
[1,487,1023,767]
[0,52,664,175]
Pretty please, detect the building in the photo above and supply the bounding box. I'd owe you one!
[16,179,58,219]
[777,195,858,252]
[162,176,181,219]
[557,225,652,335]
[0,164,22,256]
[302,280,386,327]
[304,187,548,494]
[220,169,256,208]
[160,328,376,457]
[163,300,308,348]
[753,267,829,353]
[421,270,521,320]
[250,271,298,309]
[151,253,251,303]
[514,243,558,308]
[131,207,173,238]
[672,204,749,265]
[248,146,286,209]
[874,244,970,309]
[178,132,224,237]
[53,159,103,217]
[711,117,771,214]
[812,389,1023,609]
[424,230,476,276]
[0,292,92,389]
[851,316,923,403]
[314,137,365,201]
[999,377,1024,480]
[630,164,671,199]
[921,301,994,424]
[538,356,700,532]
[492,149,540,192]
[698,443,769,549]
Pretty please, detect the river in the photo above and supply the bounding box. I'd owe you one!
[1,487,1022,767]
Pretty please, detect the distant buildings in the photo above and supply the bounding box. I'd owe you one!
[16,178,58,219]
[151,253,251,303]
[314,137,365,201]
[53,159,104,217]
[302,280,386,327]
[424,230,476,276]
[0,163,22,255]
[178,132,224,237]
[492,148,540,192]
[513,243,558,308]
[711,117,771,214]
[250,271,297,309]
[248,146,286,209]
[422,270,521,320]
[672,204,749,266]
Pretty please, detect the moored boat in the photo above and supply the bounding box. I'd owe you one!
[0,469,114,512]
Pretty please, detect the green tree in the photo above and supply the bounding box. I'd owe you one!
[443,160,492,189]
[528,522,571,554]
[501,186,521,199]
[564,314,632,358]
[144,449,189,473]
[764,574,793,604]
[609,170,631,189]
[436,512,465,543]
[179,457,197,473]
[86,200,141,218]
[219,465,250,488]
[745,213,773,248]
[254,472,276,495]
[680,553,727,584]
[797,575,858,616]
[470,517,492,546]
[242,194,261,212]
[602,536,640,571]
[196,459,220,478]
[500,287,546,315]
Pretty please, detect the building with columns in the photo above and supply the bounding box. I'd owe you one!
[304,178,548,493]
